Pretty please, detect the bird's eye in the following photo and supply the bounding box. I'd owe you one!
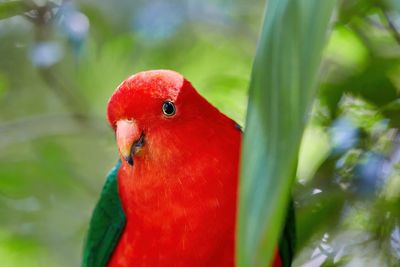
[162,100,176,117]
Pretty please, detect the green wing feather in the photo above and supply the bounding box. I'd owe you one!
[82,160,126,267]
[279,199,296,267]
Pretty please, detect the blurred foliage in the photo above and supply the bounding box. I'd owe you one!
[1,0,400,266]
[294,0,400,265]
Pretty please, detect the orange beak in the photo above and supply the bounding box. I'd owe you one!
[116,119,144,165]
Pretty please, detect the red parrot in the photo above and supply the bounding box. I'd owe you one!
[82,70,294,267]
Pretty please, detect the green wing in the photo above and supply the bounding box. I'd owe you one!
[82,160,126,267]
[279,199,296,267]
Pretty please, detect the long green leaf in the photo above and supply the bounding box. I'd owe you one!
[237,1,336,266]
[0,1,32,20]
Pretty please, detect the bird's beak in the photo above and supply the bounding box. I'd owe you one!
[116,119,144,166]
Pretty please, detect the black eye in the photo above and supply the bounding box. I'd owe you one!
[162,100,176,117]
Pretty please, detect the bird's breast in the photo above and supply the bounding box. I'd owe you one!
[109,126,241,267]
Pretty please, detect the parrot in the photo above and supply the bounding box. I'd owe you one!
[82,70,295,267]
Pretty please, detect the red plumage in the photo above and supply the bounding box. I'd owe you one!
[106,70,281,267]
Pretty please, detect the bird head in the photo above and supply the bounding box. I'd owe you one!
[107,70,210,166]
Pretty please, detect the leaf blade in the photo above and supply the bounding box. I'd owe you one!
[237,1,337,266]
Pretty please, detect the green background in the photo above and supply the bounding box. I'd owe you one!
[1,0,400,266]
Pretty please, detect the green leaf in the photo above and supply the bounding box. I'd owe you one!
[384,0,400,12]
[296,188,345,249]
[320,57,399,118]
[0,1,32,20]
[236,1,336,266]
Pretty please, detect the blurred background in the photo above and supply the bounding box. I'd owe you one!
[1,0,400,266]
